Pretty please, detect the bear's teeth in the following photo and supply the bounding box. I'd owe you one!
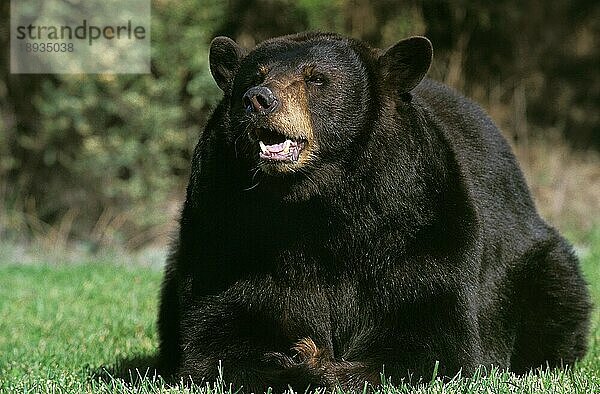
[283,139,291,153]
[259,141,268,153]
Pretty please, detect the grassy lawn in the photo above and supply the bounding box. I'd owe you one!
[1,230,599,393]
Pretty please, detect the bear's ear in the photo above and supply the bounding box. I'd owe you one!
[379,36,433,95]
[209,36,246,91]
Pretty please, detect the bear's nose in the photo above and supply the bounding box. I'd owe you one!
[242,86,278,114]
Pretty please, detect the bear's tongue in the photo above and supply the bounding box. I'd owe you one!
[259,139,301,162]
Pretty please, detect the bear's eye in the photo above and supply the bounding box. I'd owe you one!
[306,73,327,86]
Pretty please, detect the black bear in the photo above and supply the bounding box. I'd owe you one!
[157,32,591,392]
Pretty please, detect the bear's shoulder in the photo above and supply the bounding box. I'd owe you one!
[414,78,542,238]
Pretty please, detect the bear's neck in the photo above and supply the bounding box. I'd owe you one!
[180,101,471,274]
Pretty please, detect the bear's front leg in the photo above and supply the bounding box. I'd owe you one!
[177,337,337,393]
[265,337,381,391]
[267,326,481,392]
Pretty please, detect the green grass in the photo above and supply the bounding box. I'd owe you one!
[0,263,160,393]
[1,231,599,393]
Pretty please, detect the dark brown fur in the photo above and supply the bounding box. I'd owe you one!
[157,32,591,392]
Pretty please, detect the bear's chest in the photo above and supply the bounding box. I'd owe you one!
[185,273,369,357]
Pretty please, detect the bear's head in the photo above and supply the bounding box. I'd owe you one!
[209,32,432,194]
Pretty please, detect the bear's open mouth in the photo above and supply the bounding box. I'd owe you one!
[254,128,306,162]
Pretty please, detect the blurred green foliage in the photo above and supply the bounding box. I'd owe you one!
[0,0,598,248]
[0,0,225,247]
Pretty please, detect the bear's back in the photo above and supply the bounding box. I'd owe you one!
[414,79,551,260]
